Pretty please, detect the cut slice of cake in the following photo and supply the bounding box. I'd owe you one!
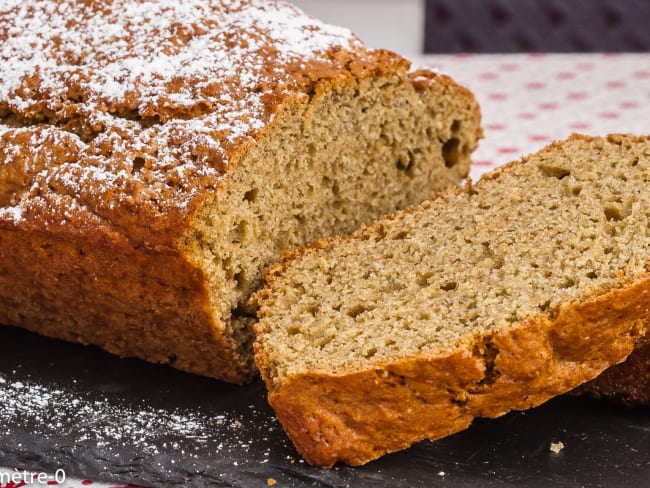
[253,134,650,466]
[0,0,481,383]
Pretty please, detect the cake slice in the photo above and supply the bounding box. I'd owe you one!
[253,134,650,466]
[0,0,480,383]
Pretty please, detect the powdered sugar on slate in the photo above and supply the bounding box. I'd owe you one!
[0,0,362,227]
[0,373,281,458]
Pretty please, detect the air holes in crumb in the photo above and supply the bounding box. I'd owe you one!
[347,304,372,318]
[440,281,458,291]
[234,271,245,290]
[561,277,576,288]
[451,120,462,133]
[418,272,433,287]
[491,256,505,270]
[396,150,415,177]
[391,230,408,240]
[305,303,319,315]
[442,138,461,168]
[243,188,258,202]
[631,157,639,167]
[287,325,301,336]
[230,220,249,243]
[132,157,145,174]
[604,205,624,221]
[538,300,551,313]
[222,257,233,278]
[586,270,598,279]
[364,347,377,359]
[540,164,571,179]
[571,185,582,196]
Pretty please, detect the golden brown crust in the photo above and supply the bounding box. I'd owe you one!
[0,224,254,383]
[258,275,650,466]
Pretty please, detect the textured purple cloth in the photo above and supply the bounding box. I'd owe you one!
[425,0,650,53]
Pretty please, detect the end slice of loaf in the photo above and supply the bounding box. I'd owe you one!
[253,134,650,466]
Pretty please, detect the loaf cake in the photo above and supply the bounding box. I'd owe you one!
[254,134,650,466]
[0,0,481,383]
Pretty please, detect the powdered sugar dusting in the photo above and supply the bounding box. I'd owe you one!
[1,0,358,111]
[0,0,367,234]
[0,205,22,221]
[0,373,281,459]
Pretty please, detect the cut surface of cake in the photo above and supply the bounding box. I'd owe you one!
[254,134,650,465]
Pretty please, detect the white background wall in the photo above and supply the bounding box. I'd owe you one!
[287,0,425,58]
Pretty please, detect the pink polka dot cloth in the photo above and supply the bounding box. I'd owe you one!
[1,52,649,488]
[420,53,650,180]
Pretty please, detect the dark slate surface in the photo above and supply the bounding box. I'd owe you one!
[1,324,649,488]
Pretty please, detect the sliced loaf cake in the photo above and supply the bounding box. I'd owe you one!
[0,0,480,383]
[254,134,650,466]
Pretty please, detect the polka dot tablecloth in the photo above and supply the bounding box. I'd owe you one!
[420,53,650,181]
[1,53,649,488]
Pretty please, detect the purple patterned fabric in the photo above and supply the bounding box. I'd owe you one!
[425,0,650,53]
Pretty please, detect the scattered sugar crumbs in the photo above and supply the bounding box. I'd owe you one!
[0,373,280,459]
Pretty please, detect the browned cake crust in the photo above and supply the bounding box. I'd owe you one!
[254,135,650,466]
[0,1,481,382]
[260,283,647,466]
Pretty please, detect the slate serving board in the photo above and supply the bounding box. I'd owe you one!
[1,324,649,488]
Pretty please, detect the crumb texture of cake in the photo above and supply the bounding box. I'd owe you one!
[254,134,650,466]
[0,0,481,382]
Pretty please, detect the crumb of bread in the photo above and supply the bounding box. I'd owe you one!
[267,477,277,486]
[550,441,565,453]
